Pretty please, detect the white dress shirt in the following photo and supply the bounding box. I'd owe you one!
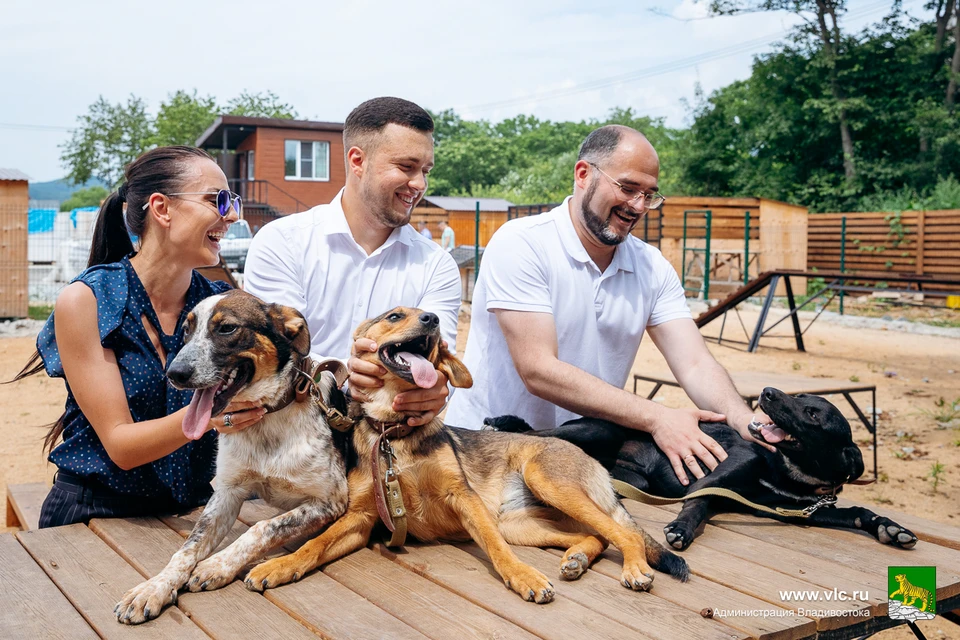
[243,190,461,363]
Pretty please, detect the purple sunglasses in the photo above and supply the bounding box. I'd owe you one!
[143,189,242,218]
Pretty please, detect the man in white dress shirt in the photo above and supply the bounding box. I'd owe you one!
[244,97,459,426]
[446,125,776,484]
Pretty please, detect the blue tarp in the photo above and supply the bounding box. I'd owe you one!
[70,206,98,229]
[27,208,56,233]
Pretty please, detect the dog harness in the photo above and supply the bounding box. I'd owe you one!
[262,356,355,431]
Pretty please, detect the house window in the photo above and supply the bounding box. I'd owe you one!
[284,140,330,181]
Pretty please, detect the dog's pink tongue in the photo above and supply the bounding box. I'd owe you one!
[183,386,218,440]
[398,351,438,389]
[760,425,787,443]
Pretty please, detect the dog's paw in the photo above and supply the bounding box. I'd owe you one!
[244,557,304,592]
[503,563,555,604]
[114,577,178,625]
[664,519,695,551]
[559,552,589,581]
[620,561,655,592]
[188,555,239,592]
[874,517,918,549]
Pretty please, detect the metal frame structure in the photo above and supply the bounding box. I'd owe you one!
[682,209,712,299]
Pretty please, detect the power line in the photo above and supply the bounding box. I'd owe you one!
[462,0,893,113]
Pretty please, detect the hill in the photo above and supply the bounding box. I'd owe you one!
[29,177,109,203]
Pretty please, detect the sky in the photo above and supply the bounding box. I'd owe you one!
[0,0,933,183]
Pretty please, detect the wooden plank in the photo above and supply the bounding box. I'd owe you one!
[325,547,540,640]
[0,533,98,639]
[6,482,48,531]
[374,543,692,638]
[636,370,874,400]
[535,537,816,640]
[264,565,429,640]
[89,516,316,639]
[835,498,960,551]
[435,541,747,640]
[15,524,209,639]
[622,501,885,630]
[197,501,432,639]
[652,505,960,600]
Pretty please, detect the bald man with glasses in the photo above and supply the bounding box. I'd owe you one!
[446,124,776,486]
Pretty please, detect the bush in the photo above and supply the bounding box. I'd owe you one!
[61,186,110,211]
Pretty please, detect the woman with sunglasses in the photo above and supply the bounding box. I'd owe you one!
[13,145,264,528]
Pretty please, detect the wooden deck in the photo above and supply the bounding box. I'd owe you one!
[4,497,959,640]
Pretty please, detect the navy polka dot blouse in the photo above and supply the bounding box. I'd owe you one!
[37,256,232,506]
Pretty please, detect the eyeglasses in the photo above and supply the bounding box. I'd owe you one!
[587,162,665,210]
[142,189,243,218]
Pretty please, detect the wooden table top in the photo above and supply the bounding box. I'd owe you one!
[5,498,959,640]
[635,371,876,400]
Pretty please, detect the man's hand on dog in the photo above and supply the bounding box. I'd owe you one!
[648,407,728,486]
[349,337,450,426]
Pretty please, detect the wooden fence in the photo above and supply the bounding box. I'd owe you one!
[0,202,28,318]
[808,209,960,278]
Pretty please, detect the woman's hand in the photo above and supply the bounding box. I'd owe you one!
[210,400,265,435]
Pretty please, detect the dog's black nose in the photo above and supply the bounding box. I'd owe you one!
[419,312,439,327]
[761,387,776,401]
[167,361,194,386]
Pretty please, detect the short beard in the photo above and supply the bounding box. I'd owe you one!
[580,180,630,246]
[360,178,410,229]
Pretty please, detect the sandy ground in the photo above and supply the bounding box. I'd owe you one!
[2,307,958,637]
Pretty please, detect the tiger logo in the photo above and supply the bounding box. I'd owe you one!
[890,574,932,612]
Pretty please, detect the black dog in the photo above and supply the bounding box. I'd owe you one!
[486,387,917,551]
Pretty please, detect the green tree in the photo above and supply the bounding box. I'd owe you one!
[60,95,154,186]
[151,90,219,146]
[226,90,298,119]
[60,185,110,211]
[679,5,960,211]
[707,1,859,182]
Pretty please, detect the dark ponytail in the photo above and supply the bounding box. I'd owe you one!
[88,145,214,268]
[10,144,215,454]
[87,191,133,267]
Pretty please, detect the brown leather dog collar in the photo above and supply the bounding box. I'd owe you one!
[368,418,418,547]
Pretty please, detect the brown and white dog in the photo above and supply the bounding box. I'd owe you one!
[115,290,349,624]
[240,306,688,604]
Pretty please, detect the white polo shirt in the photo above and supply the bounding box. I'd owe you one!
[445,198,691,431]
[243,190,461,362]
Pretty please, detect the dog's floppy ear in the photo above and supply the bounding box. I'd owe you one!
[272,304,311,357]
[436,343,472,389]
[353,317,378,342]
[842,445,865,482]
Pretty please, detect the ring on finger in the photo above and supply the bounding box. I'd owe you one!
[223,413,233,428]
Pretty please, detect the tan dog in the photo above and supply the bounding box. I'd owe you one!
[243,306,688,603]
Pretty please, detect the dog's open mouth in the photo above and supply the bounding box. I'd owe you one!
[748,422,797,445]
[181,361,254,440]
[752,395,798,446]
[379,334,438,389]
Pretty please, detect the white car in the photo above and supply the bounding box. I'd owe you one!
[219,220,252,271]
